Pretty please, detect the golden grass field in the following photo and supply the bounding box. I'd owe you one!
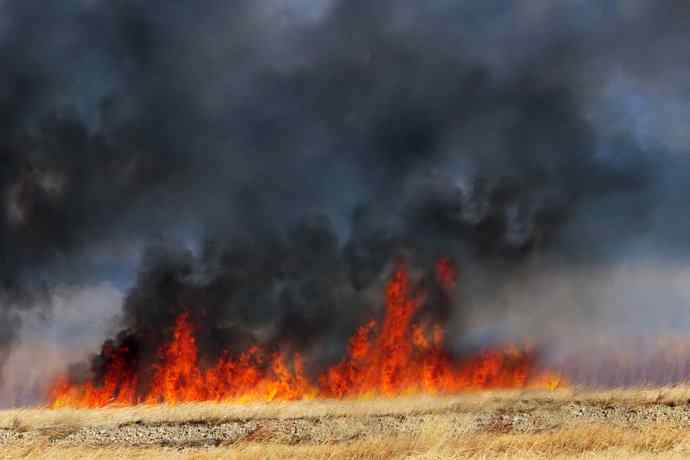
[4,387,690,459]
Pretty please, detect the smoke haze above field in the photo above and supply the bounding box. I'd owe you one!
[1,1,690,397]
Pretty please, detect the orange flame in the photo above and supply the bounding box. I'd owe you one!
[48,260,564,408]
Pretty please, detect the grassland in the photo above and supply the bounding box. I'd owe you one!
[4,387,690,459]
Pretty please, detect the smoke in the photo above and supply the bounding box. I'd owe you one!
[0,282,122,407]
[1,1,690,397]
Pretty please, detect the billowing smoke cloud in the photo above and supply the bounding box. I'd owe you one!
[1,1,690,396]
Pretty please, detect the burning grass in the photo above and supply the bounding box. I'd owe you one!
[48,260,563,408]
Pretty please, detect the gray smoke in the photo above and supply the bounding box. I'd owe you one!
[0,1,690,393]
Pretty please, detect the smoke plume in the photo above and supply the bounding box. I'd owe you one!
[1,1,690,399]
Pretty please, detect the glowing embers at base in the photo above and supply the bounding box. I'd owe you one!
[48,260,564,408]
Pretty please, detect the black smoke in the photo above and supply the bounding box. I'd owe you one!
[0,1,688,389]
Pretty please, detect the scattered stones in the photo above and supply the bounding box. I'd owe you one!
[2,401,690,448]
[55,421,258,447]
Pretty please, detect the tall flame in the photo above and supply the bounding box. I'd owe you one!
[48,260,564,408]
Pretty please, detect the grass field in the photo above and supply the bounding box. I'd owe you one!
[3,387,690,459]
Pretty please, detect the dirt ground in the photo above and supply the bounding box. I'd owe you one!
[3,387,690,459]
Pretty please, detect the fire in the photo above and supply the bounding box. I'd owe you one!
[50,343,137,409]
[319,262,561,397]
[48,260,564,408]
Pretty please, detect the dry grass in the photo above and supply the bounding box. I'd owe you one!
[3,386,690,459]
[4,426,690,460]
[5,386,690,430]
[0,393,513,430]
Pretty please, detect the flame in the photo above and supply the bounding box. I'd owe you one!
[48,260,564,408]
[318,262,561,397]
[50,343,138,409]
